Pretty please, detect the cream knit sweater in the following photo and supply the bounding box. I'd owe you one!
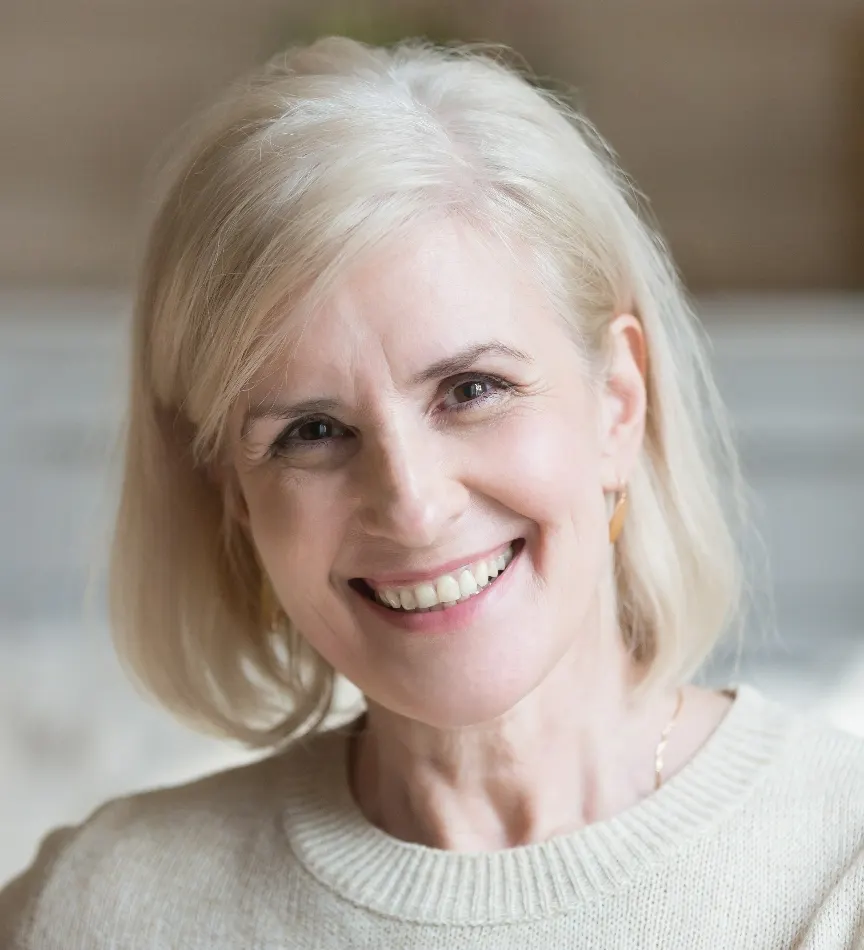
[1,685,862,949]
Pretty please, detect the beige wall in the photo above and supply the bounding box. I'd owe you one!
[2,0,863,290]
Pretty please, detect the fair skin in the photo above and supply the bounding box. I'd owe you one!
[228,220,733,852]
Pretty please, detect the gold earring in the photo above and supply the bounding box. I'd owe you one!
[608,487,629,544]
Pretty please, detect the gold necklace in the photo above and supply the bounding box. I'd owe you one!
[349,686,686,809]
[654,687,684,790]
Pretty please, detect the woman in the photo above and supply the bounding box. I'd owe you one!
[2,37,861,949]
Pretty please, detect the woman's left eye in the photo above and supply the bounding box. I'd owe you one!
[441,375,511,411]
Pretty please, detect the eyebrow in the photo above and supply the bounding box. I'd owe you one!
[408,341,533,386]
[240,341,533,441]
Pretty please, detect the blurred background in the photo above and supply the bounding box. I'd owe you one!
[2,0,863,882]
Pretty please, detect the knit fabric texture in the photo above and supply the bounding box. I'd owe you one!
[1,684,862,949]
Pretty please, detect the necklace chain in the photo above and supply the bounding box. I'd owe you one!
[349,685,687,822]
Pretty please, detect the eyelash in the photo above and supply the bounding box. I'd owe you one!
[268,373,514,458]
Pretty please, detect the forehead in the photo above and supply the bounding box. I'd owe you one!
[261,221,552,395]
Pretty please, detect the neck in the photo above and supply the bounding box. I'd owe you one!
[350,631,682,853]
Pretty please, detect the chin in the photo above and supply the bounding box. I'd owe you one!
[375,639,563,730]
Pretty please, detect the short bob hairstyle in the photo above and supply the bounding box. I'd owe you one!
[109,36,746,747]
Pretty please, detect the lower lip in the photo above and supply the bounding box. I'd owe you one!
[352,542,524,635]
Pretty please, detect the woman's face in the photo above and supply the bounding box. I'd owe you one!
[229,221,646,727]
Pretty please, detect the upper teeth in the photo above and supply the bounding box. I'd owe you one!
[371,544,515,611]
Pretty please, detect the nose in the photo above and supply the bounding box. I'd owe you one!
[354,425,469,548]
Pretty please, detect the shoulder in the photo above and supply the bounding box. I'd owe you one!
[770,695,864,812]
[0,741,317,949]
[739,686,864,880]
[729,683,864,795]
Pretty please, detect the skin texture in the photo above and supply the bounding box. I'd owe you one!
[228,220,732,851]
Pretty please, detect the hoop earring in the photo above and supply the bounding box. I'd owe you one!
[608,487,629,544]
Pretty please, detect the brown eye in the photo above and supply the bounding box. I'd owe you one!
[453,380,488,403]
[442,375,511,411]
[296,419,336,441]
[270,417,351,457]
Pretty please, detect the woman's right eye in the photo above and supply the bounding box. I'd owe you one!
[294,420,339,442]
[270,417,350,456]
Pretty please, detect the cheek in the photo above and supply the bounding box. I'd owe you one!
[244,476,365,667]
[481,404,603,517]
[477,406,609,592]
[242,471,346,605]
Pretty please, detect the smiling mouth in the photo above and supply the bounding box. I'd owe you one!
[350,538,524,613]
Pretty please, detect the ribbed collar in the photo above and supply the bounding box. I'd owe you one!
[280,685,794,924]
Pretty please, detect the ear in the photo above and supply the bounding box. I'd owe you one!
[597,313,647,491]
